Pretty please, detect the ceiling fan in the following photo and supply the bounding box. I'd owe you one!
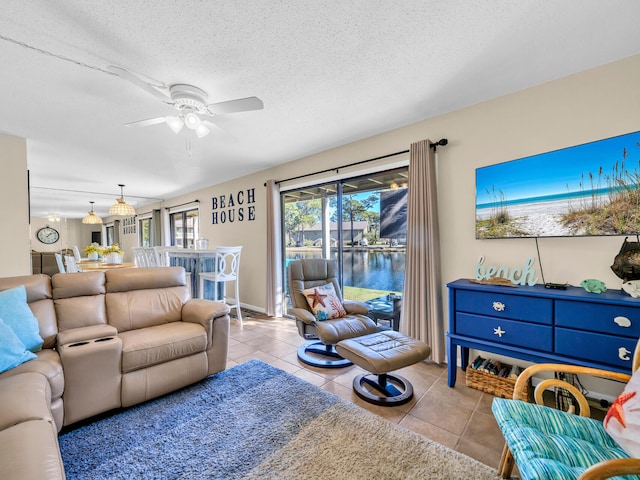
[108,66,263,138]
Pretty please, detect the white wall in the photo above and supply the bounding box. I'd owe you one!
[0,133,30,276]
[159,54,640,313]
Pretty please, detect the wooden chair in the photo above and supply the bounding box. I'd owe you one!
[493,338,640,480]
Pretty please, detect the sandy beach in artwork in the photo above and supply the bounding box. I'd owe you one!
[476,195,611,237]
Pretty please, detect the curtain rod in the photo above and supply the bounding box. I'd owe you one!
[265,138,447,187]
[165,200,199,211]
[266,150,408,187]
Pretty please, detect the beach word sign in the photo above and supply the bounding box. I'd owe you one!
[475,256,538,286]
[211,188,256,225]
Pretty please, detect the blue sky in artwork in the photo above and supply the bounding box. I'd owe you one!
[476,130,640,204]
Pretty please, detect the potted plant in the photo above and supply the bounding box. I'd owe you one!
[102,243,123,264]
[83,243,101,261]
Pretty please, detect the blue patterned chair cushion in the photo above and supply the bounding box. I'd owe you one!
[492,398,640,480]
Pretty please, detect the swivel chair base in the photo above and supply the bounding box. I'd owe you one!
[297,341,353,368]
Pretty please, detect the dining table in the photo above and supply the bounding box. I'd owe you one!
[77,260,137,272]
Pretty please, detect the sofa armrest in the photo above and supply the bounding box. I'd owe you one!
[182,299,229,351]
[343,300,370,315]
[57,325,118,347]
[182,298,229,325]
[288,307,316,325]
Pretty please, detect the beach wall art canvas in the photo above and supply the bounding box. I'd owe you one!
[476,130,640,239]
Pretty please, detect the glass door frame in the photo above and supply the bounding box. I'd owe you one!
[280,166,409,307]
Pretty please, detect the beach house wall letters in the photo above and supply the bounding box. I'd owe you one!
[475,256,538,286]
[211,188,256,225]
[122,216,137,235]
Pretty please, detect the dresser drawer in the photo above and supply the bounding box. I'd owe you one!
[555,327,638,371]
[456,313,552,351]
[555,300,640,338]
[455,290,552,324]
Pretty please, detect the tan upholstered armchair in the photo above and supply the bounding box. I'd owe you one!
[287,259,378,368]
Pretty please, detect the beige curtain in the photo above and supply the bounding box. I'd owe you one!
[113,220,121,246]
[266,180,283,317]
[152,209,162,246]
[400,139,444,363]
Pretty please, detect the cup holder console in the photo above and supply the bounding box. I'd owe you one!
[59,334,123,425]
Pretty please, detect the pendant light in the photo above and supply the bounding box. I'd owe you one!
[109,184,136,216]
[82,201,103,224]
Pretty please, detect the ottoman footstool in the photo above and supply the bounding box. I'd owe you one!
[336,331,431,406]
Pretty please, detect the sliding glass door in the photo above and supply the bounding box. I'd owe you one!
[282,168,408,307]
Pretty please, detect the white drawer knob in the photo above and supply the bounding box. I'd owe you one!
[614,316,632,328]
[494,326,506,337]
[619,347,631,361]
[492,301,505,311]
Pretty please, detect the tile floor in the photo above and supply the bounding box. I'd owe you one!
[226,314,509,472]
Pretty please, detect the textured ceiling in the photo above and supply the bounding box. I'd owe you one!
[1,1,639,219]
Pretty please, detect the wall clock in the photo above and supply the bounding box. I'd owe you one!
[36,226,60,244]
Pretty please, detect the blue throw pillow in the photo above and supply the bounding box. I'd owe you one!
[0,316,36,373]
[0,285,43,352]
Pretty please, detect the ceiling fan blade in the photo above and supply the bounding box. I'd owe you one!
[203,120,237,141]
[108,65,172,104]
[124,117,167,128]
[206,96,264,115]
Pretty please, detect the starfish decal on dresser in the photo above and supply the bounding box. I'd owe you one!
[306,288,328,308]
[605,390,636,428]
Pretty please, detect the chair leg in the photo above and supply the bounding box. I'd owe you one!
[234,281,242,324]
[212,280,219,301]
[198,276,204,299]
[498,444,515,479]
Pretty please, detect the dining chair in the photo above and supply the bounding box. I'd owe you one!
[153,246,170,266]
[144,247,161,267]
[64,255,80,273]
[71,246,82,262]
[132,247,148,267]
[199,246,243,323]
[54,253,65,273]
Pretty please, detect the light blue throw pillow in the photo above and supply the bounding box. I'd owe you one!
[0,316,36,373]
[0,285,43,352]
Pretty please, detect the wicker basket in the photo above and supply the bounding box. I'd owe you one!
[465,365,530,399]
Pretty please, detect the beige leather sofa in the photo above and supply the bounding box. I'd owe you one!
[0,267,230,479]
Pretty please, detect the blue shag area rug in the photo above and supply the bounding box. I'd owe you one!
[58,359,499,479]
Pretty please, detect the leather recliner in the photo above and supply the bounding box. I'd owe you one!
[287,259,378,368]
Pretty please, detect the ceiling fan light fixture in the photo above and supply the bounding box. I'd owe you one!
[108,184,136,216]
[195,123,210,138]
[165,116,184,134]
[82,201,103,224]
[184,112,201,129]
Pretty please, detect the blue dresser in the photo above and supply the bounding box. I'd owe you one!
[446,279,640,387]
